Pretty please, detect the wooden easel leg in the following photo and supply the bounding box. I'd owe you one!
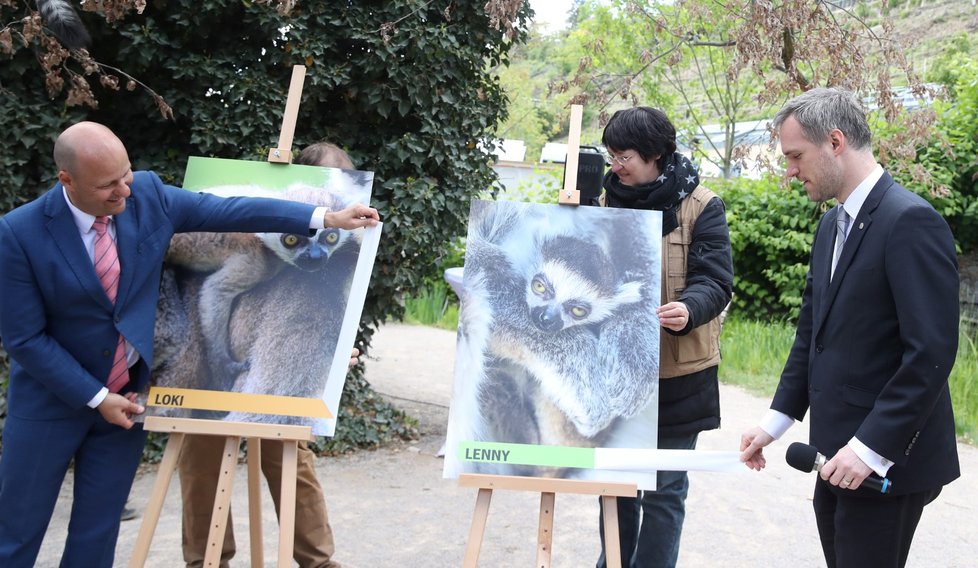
[601,495,623,568]
[247,438,264,568]
[204,436,240,568]
[536,491,556,568]
[276,440,299,567]
[462,488,493,568]
[129,432,186,568]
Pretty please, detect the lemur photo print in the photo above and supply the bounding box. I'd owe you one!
[144,157,381,437]
[444,199,663,489]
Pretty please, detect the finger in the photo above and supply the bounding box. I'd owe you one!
[114,413,135,430]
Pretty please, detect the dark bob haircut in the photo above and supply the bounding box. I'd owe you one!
[602,106,677,172]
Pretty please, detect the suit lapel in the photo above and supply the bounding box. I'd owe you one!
[114,196,138,308]
[42,187,114,310]
[814,173,892,332]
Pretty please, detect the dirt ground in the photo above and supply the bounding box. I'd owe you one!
[34,324,978,567]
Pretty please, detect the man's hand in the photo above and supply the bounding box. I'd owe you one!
[349,347,361,369]
[97,392,145,429]
[657,301,690,332]
[819,444,874,490]
[740,426,775,471]
[325,203,380,230]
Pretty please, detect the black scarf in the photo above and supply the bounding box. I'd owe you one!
[602,152,700,235]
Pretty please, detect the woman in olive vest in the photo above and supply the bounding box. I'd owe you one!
[595,107,734,568]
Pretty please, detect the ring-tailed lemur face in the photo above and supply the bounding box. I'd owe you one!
[524,236,645,334]
[527,262,601,333]
[263,227,352,272]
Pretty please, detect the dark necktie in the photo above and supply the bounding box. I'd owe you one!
[831,206,850,281]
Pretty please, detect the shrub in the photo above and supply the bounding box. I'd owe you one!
[712,175,823,320]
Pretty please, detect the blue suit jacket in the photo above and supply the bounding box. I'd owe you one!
[0,171,316,420]
[772,172,960,496]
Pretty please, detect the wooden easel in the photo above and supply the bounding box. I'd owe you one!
[129,417,313,568]
[557,104,585,205]
[459,474,636,568]
[130,65,316,567]
[457,104,637,567]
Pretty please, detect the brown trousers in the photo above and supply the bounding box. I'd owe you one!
[178,434,339,568]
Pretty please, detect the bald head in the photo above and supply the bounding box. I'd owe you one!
[55,122,133,217]
[54,121,128,174]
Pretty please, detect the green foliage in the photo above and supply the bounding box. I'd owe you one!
[718,317,793,396]
[141,432,170,464]
[486,165,562,204]
[713,176,822,320]
[312,370,419,455]
[925,34,977,94]
[494,35,568,160]
[403,280,460,330]
[0,0,530,455]
[885,55,978,251]
[950,329,978,443]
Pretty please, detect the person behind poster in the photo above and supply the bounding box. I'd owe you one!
[178,141,361,568]
[740,88,959,568]
[0,122,378,568]
[594,107,734,568]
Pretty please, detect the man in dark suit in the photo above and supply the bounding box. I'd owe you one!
[740,88,960,568]
[0,121,379,567]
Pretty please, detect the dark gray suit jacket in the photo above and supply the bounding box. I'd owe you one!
[772,172,960,496]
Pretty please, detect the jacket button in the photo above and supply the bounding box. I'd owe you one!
[114,316,121,324]
[816,344,824,353]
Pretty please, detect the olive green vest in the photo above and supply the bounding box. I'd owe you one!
[598,185,726,377]
[659,185,725,378]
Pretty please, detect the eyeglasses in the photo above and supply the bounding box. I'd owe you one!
[605,152,634,167]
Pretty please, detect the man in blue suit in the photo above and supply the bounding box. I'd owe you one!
[740,89,959,567]
[0,121,379,567]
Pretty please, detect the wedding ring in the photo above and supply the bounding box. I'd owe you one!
[841,478,852,487]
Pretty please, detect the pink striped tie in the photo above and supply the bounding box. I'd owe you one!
[93,216,129,393]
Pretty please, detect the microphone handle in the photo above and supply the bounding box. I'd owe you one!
[812,452,892,494]
[860,474,892,494]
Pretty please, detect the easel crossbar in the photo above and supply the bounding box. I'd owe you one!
[458,473,636,497]
[143,416,314,441]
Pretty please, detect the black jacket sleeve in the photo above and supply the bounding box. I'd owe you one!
[670,196,734,335]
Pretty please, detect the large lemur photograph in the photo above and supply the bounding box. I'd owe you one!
[144,157,381,436]
[444,200,663,488]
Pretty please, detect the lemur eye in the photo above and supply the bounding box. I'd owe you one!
[531,277,547,295]
[282,234,301,247]
[569,304,590,319]
[324,231,339,245]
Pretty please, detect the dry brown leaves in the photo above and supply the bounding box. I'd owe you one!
[484,0,523,40]
[557,0,938,181]
[5,1,173,118]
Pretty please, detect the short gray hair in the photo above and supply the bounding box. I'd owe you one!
[773,88,872,150]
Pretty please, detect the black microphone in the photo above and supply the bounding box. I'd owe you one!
[785,442,892,494]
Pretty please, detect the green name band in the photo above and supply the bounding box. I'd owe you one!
[458,441,595,469]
